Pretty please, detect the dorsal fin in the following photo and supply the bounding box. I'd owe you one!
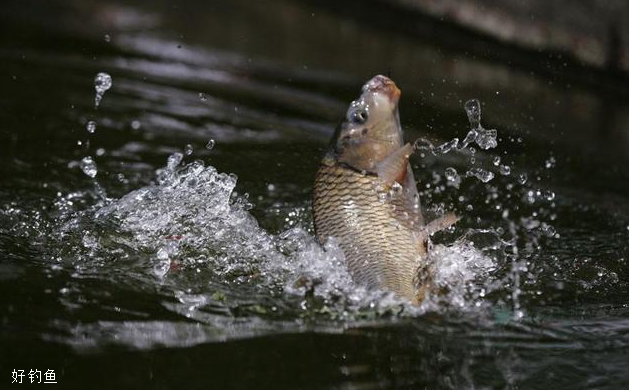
[376,143,413,186]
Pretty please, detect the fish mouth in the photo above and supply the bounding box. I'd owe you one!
[362,75,401,104]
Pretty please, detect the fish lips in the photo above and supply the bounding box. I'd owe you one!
[362,75,401,105]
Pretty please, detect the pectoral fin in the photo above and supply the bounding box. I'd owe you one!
[376,143,413,186]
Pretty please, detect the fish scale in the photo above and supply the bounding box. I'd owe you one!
[313,163,425,302]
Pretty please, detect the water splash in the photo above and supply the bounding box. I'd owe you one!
[86,120,97,133]
[80,156,98,178]
[464,99,481,128]
[444,167,461,188]
[499,165,511,175]
[518,173,528,184]
[94,72,112,108]
[466,167,494,183]
[461,99,497,150]
[47,153,497,318]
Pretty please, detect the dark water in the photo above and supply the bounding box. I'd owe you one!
[1,0,629,388]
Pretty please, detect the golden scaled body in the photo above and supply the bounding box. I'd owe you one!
[312,75,457,303]
[313,162,426,303]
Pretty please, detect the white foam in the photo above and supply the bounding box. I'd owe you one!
[90,154,496,315]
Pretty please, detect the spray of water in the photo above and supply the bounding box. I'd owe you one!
[30,97,559,326]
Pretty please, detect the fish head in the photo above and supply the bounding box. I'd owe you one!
[328,75,404,172]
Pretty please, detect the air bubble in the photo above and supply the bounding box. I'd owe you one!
[185,144,194,156]
[499,165,511,175]
[206,139,215,150]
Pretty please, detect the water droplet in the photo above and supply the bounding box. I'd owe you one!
[412,137,435,153]
[206,139,215,150]
[198,93,207,102]
[434,138,459,154]
[167,153,183,171]
[541,223,556,237]
[445,167,461,187]
[131,120,141,130]
[445,167,459,181]
[460,129,477,149]
[86,120,97,133]
[493,156,501,166]
[184,144,193,155]
[545,156,556,169]
[464,99,481,129]
[543,190,555,201]
[95,148,105,156]
[518,173,528,184]
[80,156,98,178]
[499,165,511,175]
[94,72,112,108]
[475,128,498,150]
[523,218,540,230]
[466,168,494,183]
[390,182,403,195]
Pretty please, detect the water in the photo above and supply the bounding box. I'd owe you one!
[79,156,98,178]
[93,72,112,108]
[1,0,629,389]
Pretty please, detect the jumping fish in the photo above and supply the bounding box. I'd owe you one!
[313,75,458,303]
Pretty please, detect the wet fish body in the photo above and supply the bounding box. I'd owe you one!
[313,75,456,303]
[314,162,424,301]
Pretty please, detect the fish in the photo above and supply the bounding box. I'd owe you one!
[312,75,458,304]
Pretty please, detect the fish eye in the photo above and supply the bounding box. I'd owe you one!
[349,109,368,124]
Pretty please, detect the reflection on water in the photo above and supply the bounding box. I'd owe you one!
[1,0,629,389]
